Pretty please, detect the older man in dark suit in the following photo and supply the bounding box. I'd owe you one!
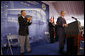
[18,10,32,55]
[49,19,55,43]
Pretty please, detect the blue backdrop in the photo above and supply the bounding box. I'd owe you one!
[1,1,49,47]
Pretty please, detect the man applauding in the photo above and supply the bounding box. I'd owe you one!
[18,10,32,55]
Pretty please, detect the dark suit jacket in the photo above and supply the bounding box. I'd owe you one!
[57,16,66,40]
[18,16,32,36]
[49,22,55,34]
[57,17,66,30]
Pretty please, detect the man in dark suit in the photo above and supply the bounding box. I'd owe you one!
[55,22,58,42]
[56,11,68,53]
[49,19,55,43]
[18,10,32,55]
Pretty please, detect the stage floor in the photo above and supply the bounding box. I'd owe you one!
[2,39,84,55]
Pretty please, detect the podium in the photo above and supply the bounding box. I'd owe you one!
[65,21,81,55]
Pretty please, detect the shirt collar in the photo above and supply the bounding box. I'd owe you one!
[22,15,25,18]
[61,16,64,18]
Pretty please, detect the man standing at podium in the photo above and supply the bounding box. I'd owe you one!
[18,10,32,55]
[56,11,68,53]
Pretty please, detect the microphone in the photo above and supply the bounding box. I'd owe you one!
[72,17,77,21]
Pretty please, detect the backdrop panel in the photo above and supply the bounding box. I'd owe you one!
[1,1,49,47]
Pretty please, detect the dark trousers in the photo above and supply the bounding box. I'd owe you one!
[55,32,58,42]
[57,30,65,51]
[50,31,54,43]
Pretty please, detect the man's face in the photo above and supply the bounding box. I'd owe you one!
[22,11,26,17]
[50,19,52,23]
[61,11,65,17]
